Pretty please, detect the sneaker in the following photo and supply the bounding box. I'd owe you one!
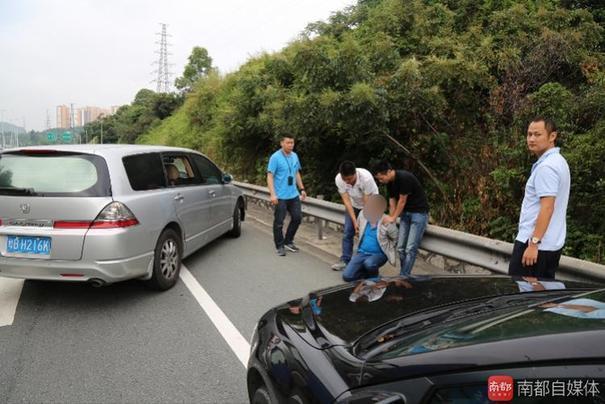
[284,243,299,253]
[276,247,286,256]
[331,261,347,271]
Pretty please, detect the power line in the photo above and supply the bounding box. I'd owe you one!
[152,23,172,93]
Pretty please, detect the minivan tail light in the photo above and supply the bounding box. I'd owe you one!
[52,202,139,230]
[91,202,139,229]
[91,218,139,228]
[54,220,94,229]
[18,149,58,155]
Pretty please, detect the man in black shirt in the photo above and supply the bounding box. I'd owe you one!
[373,161,429,277]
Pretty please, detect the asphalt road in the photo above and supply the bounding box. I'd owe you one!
[0,220,344,404]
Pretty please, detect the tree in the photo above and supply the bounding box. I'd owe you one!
[139,0,605,263]
[175,47,214,92]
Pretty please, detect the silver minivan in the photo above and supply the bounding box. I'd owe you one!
[0,145,245,290]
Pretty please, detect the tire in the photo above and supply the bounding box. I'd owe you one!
[226,202,242,238]
[145,228,182,291]
[252,386,272,404]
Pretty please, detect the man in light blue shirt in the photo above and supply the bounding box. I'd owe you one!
[509,117,571,279]
[267,135,306,256]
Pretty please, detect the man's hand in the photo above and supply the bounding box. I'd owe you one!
[270,194,278,206]
[353,220,359,235]
[300,190,307,201]
[522,244,539,267]
[382,215,397,224]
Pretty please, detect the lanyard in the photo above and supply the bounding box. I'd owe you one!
[282,151,293,174]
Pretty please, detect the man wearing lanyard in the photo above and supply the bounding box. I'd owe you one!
[267,135,306,256]
[509,118,570,279]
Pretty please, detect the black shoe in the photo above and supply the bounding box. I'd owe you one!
[276,247,286,256]
[284,243,299,253]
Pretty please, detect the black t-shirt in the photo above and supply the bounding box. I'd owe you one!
[387,170,429,213]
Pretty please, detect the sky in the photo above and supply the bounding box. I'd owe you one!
[0,0,356,131]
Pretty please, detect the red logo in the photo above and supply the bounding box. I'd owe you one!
[488,375,514,401]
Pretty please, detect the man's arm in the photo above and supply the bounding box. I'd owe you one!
[388,197,396,216]
[385,220,399,241]
[361,173,379,206]
[267,172,278,205]
[341,193,359,234]
[296,171,306,201]
[384,194,408,224]
[522,196,555,266]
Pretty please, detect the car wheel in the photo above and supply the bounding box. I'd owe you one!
[145,228,181,290]
[288,387,306,404]
[252,386,272,404]
[227,202,242,238]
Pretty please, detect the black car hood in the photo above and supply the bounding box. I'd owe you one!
[275,276,596,350]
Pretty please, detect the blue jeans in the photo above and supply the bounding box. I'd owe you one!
[342,252,388,282]
[273,197,302,249]
[341,208,361,263]
[398,212,429,276]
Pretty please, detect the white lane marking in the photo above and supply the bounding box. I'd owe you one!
[0,278,24,327]
[180,265,250,367]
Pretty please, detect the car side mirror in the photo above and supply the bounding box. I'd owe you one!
[222,173,233,184]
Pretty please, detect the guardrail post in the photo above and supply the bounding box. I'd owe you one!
[315,195,326,240]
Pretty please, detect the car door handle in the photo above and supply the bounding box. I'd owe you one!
[174,194,184,201]
[208,190,216,197]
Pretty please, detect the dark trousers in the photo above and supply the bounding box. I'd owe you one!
[508,240,562,279]
[341,207,361,263]
[273,197,302,249]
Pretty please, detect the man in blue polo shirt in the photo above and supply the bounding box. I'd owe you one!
[267,135,307,256]
[509,117,571,279]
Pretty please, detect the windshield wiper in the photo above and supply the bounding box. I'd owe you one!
[0,186,37,196]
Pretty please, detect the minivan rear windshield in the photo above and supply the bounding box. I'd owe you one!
[0,151,111,197]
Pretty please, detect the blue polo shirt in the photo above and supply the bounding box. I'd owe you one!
[516,147,570,251]
[358,224,382,255]
[267,149,301,200]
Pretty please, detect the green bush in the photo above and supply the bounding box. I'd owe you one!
[139,0,605,263]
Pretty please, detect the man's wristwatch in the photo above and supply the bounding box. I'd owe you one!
[299,188,305,193]
[530,237,541,246]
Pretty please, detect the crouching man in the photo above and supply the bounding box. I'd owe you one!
[342,194,398,282]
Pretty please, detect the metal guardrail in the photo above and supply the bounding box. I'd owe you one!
[235,181,605,282]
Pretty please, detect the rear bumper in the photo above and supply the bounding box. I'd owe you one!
[0,251,153,283]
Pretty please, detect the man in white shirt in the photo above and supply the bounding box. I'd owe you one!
[509,117,570,279]
[331,161,379,271]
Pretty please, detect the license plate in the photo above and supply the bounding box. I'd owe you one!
[6,235,52,256]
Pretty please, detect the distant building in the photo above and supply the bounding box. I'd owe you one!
[72,107,82,127]
[59,105,114,127]
[56,105,71,129]
[82,106,112,125]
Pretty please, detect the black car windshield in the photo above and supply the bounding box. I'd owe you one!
[364,289,605,361]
